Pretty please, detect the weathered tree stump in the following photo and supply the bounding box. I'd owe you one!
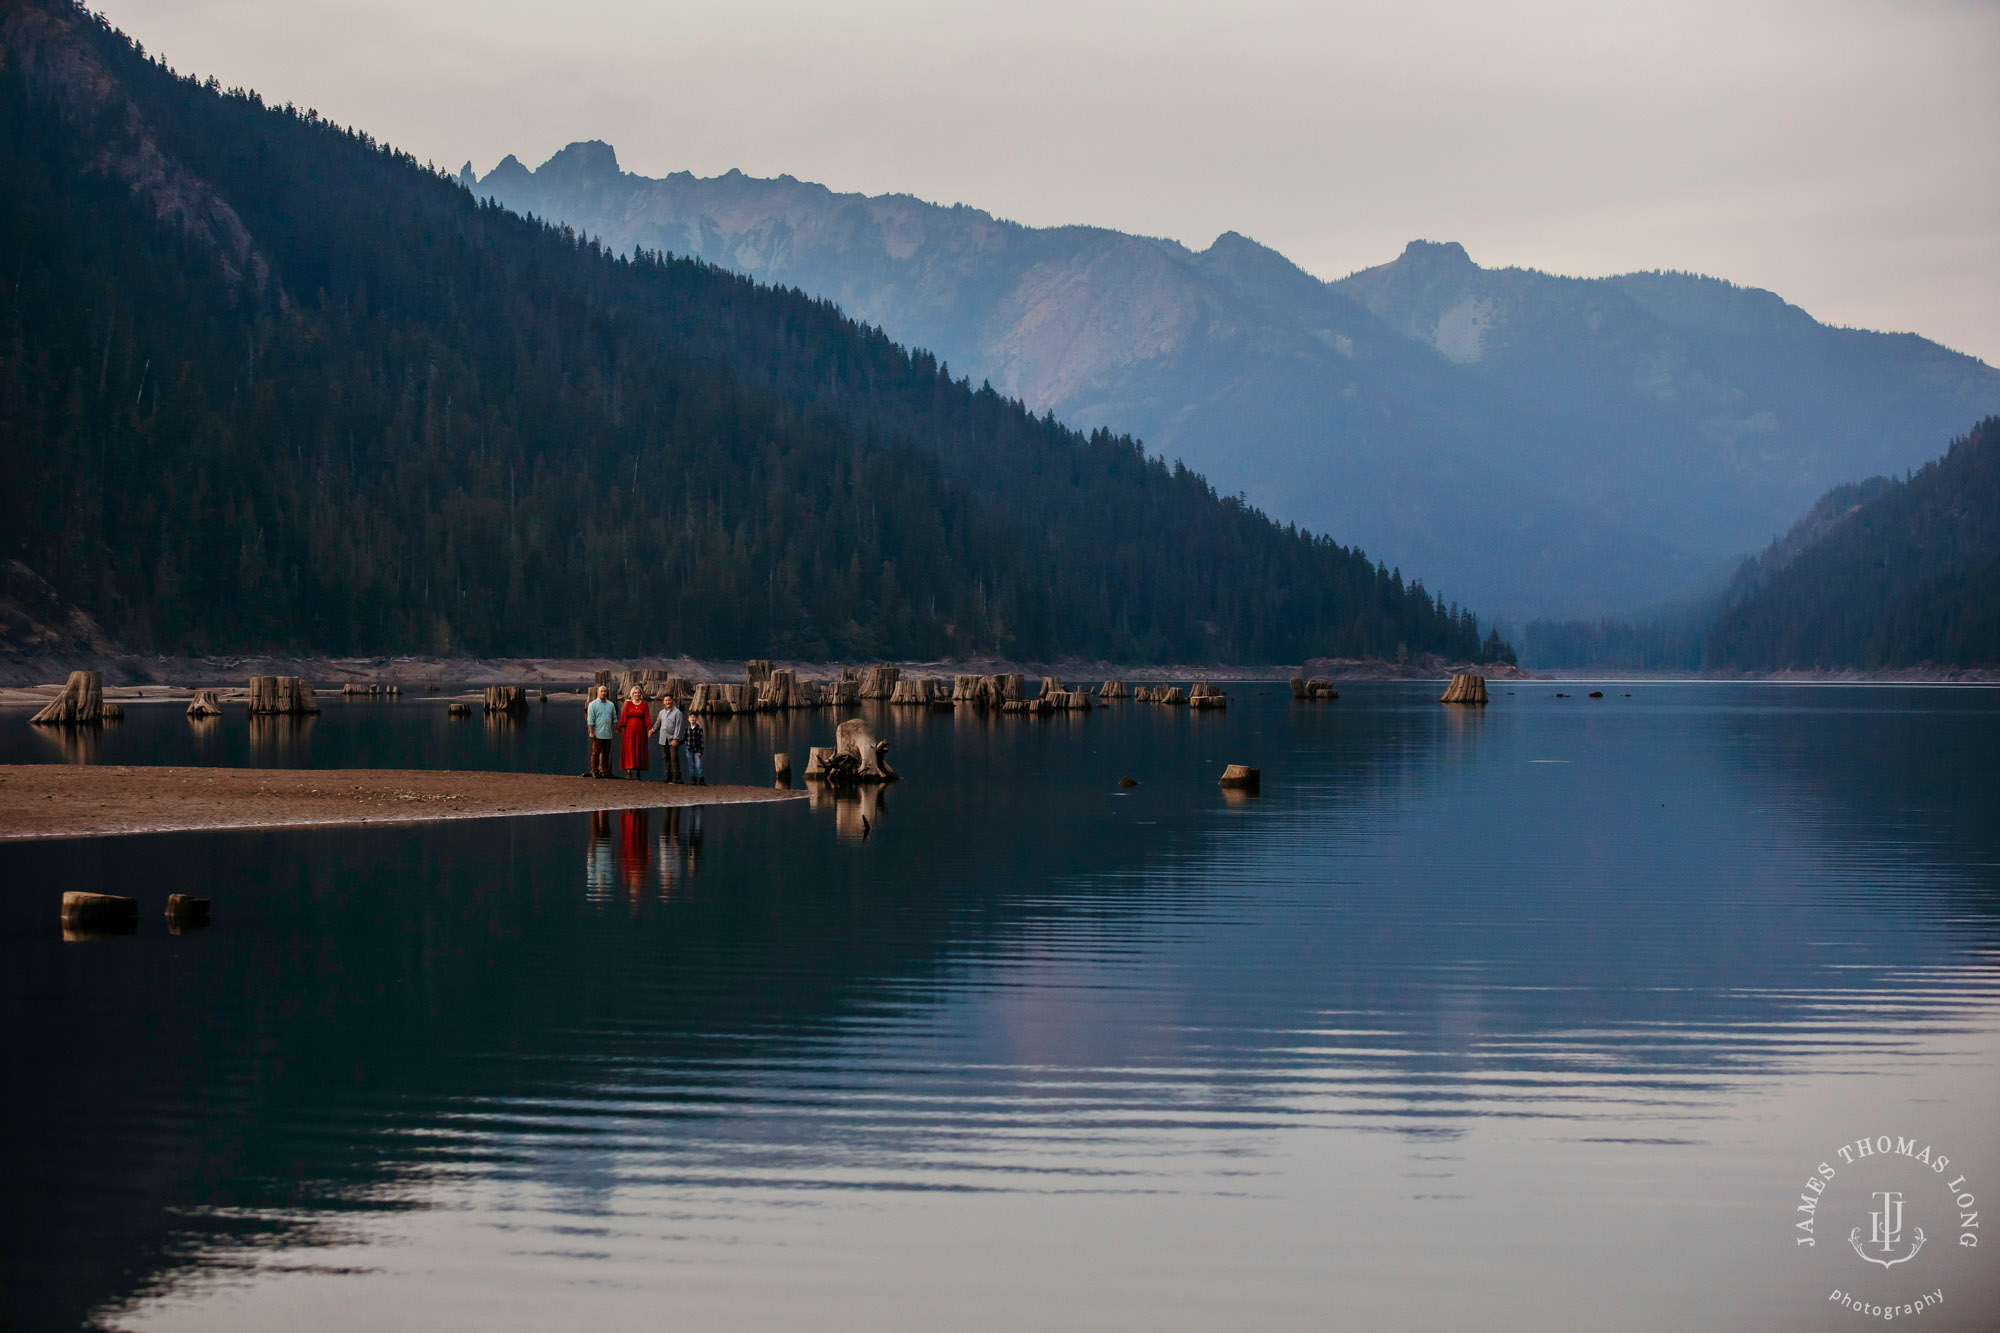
[858,665,900,700]
[746,659,775,687]
[185,689,223,718]
[483,685,529,715]
[447,702,471,717]
[1159,686,1188,706]
[1440,673,1489,705]
[30,670,105,726]
[165,894,211,929]
[1100,680,1130,699]
[1306,678,1339,700]
[1289,677,1307,700]
[1218,764,1261,791]
[774,752,793,786]
[834,717,898,782]
[247,675,319,715]
[804,745,838,778]
[62,891,137,934]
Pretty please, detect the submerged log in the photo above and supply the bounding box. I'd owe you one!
[1440,673,1489,705]
[30,670,105,726]
[61,891,137,934]
[1218,764,1261,791]
[185,689,223,718]
[834,717,898,782]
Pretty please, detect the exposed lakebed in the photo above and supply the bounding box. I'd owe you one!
[2,684,1996,1330]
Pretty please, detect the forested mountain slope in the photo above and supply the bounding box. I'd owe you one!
[475,143,2000,617]
[1705,418,2000,670]
[0,0,1502,664]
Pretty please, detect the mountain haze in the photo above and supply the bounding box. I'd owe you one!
[0,0,1499,666]
[472,144,2000,617]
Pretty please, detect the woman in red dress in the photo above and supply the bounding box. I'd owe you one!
[617,687,652,780]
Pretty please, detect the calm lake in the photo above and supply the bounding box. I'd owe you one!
[2,684,1996,1330]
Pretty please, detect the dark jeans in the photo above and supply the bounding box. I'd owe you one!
[590,737,612,778]
[661,742,682,782]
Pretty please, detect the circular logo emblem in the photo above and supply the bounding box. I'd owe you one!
[1794,1134,1979,1318]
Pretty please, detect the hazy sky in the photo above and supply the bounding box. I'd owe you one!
[100,0,2000,363]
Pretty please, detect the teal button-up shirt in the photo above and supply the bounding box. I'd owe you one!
[586,697,616,739]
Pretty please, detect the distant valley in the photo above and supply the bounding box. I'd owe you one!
[471,144,2000,619]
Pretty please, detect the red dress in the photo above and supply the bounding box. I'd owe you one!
[618,700,652,772]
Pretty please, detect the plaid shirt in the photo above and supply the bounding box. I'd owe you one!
[685,718,704,755]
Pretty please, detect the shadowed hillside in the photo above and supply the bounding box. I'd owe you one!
[0,1,1502,665]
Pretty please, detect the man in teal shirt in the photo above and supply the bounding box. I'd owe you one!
[585,685,616,778]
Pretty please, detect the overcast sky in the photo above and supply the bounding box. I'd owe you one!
[99,0,2000,363]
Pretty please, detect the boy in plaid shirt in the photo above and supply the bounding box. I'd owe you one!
[685,715,705,785]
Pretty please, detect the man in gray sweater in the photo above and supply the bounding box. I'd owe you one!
[652,694,688,783]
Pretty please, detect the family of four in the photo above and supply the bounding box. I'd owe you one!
[585,686,706,784]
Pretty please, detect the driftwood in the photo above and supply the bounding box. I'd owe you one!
[30,670,106,726]
[186,689,223,718]
[1440,673,1489,705]
[247,675,319,715]
[1218,764,1261,791]
[833,717,897,782]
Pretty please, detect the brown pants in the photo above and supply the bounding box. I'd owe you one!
[590,737,612,778]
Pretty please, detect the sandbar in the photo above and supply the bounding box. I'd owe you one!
[0,764,802,842]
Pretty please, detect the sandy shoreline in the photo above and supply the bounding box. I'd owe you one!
[0,765,802,842]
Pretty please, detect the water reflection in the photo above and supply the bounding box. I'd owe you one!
[0,686,1996,1331]
[245,713,315,763]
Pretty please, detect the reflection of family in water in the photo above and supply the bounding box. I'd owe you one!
[585,805,704,903]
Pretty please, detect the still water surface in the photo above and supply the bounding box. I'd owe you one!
[2,685,1996,1330]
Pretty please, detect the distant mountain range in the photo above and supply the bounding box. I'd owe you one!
[470,143,2000,618]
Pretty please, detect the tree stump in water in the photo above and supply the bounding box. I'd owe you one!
[1218,764,1261,791]
[165,894,211,929]
[1289,677,1307,700]
[185,689,223,718]
[1158,686,1187,706]
[61,891,137,934]
[447,702,471,718]
[858,665,900,700]
[483,685,528,715]
[1100,680,1130,699]
[30,670,105,726]
[247,675,319,715]
[834,717,898,782]
[1440,673,1488,705]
